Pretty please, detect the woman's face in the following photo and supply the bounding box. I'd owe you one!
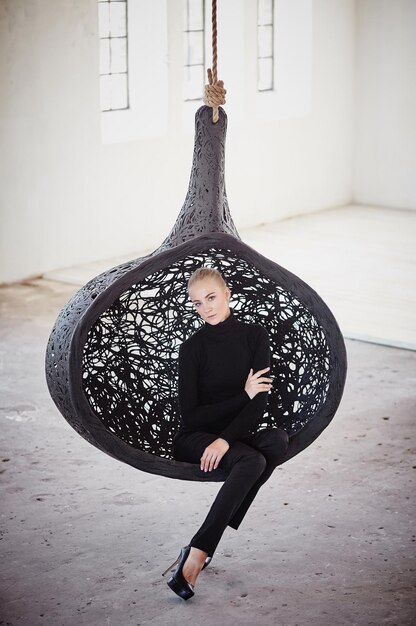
[188,278,231,324]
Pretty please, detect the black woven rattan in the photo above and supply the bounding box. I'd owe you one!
[45,106,347,481]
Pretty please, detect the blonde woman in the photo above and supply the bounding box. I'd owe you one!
[163,267,289,599]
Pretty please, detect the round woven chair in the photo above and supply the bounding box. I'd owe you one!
[45,106,347,481]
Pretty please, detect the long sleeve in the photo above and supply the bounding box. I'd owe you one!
[177,340,251,430]
[218,326,271,445]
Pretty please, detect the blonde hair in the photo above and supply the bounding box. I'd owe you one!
[187,267,228,293]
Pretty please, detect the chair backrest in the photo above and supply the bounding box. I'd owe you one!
[81,248,335,463]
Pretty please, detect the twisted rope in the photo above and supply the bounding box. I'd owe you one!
[212,0,218,83]
[203,0,226,123]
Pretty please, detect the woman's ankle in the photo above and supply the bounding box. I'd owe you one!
[183,548,207,586]
[189,546,208,563]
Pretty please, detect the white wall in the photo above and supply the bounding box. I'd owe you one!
[1,0,356,283]
[353,0,416,209]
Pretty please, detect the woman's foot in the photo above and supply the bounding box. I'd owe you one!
[182,547,208,586]
[201,554,213,570]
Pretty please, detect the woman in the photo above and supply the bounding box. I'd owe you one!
[163,267,289,600]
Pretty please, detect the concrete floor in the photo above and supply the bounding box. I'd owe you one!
[1,276,415,625]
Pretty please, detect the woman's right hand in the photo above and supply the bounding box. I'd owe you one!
[244,366,273,399]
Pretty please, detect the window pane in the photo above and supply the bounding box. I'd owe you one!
[187,0,204,31]
[110,37,127,73]
[100,38,111,74]
[183,0,205,102]
[110,1,126,37]
[258,57,273,91]
[100,74,112,111]
[258,0,273,25]
[98,0,129,112]
[258,25,273,58]
[110,73,128,109]
[98,2,110,38]
[186,30,204,66]
[184,65,204,100]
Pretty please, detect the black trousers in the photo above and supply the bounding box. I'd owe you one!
[172,427,289,556]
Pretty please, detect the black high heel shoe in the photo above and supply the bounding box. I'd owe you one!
[162,545,195,600]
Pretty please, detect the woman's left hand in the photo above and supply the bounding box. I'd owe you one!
[200,438,230,472]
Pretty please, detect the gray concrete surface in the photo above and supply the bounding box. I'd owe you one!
[1,278,415,626]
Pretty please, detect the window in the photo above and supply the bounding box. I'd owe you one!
[255,0,312,123]
[99,1,168,144]
[98,0,129,111]
[184,0,205,101]
[257,0,274,92]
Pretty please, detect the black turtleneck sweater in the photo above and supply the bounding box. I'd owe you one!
[175,307,271,446]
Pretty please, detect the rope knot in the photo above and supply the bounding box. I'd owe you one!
[203,68,226,123]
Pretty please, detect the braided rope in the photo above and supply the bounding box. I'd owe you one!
[203,0,226,123]
[212,0,217,83]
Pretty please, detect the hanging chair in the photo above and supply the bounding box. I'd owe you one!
[45,104,347,482]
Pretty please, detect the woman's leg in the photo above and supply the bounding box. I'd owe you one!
[227,427,289,530]
[173,431,268,557]
[188,441,267,555]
